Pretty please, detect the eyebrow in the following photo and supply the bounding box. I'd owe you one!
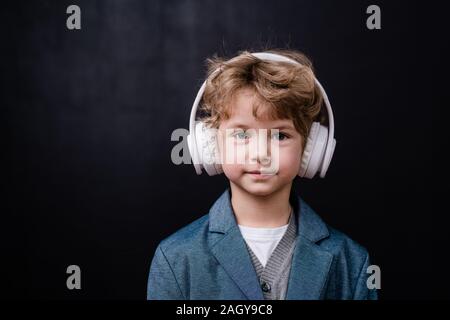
[225,122,296,131]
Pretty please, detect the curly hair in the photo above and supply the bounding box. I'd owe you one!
[198,48,327,149]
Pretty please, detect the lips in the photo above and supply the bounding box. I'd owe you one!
[246,170,275,175]
[246,171,274,180]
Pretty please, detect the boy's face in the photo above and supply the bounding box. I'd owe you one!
[217,88,303,197]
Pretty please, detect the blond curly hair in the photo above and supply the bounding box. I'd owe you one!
[198,48,326,149]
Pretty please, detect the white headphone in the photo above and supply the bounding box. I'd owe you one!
[187,52,336,179]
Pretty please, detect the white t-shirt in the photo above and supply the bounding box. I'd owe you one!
[238,222,289,268]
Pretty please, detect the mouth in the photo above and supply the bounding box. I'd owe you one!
[245,170,276,179]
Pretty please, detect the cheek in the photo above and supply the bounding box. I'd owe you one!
[221,163,243,181]
[217,134,244,178]
[277,144,303,175]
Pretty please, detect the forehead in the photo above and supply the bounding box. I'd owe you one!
[222,87,294,129]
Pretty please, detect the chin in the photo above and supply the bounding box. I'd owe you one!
[240,183,278,197]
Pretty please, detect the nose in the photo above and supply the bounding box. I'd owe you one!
[249,129,271,166]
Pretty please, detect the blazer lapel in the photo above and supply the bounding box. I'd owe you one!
[285,197,334,299]
[285,235,333,299]
[210,227,264,300]
[208,188,264,300]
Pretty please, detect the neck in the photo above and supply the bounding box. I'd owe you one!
[230,181,293,228]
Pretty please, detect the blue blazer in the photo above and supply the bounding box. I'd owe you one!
[147,187,378,300]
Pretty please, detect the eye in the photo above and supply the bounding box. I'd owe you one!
[272,132,289,141]
[233,130,250,140]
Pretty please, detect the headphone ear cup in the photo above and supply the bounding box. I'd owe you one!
[299,122,328,179]
[194,121,222,176]
[299,122,319,178]
[319,137,336,178]
[187,131,202,175]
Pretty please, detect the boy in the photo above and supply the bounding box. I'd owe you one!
[147,49,378,300]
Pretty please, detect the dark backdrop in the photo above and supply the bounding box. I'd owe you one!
[1,0,446,299]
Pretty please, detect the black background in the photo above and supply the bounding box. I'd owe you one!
[1,0,446,299]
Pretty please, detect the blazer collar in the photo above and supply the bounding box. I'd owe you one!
[208,186,334,300]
